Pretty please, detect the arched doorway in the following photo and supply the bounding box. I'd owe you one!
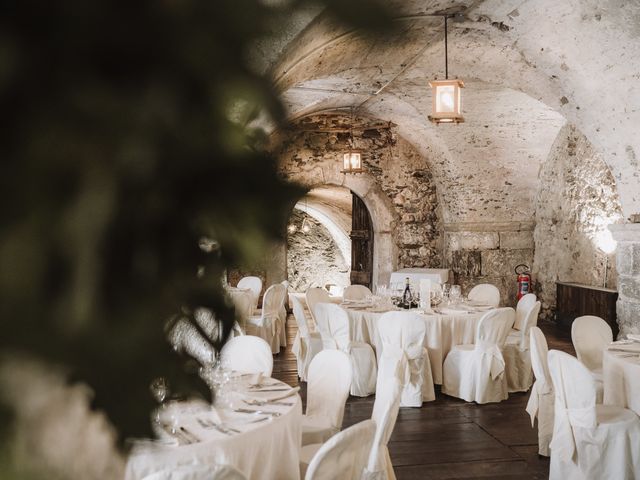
[286,185,376,293]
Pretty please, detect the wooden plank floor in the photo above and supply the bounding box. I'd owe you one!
[272,317,574,479]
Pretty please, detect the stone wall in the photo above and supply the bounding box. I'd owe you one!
[444,224,535,307]
[274,114,442,270]
[286,209,349,292]
[533,124,623,321]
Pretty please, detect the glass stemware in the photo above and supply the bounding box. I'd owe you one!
[450,285,462,304]
[150,377,169,426]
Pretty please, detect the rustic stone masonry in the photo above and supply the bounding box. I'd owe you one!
[274,114,442,270]
[533,124,623,321]
[286,209,349,292]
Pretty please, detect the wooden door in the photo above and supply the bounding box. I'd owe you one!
[350,193,373,289]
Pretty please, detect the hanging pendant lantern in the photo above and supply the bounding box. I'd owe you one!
[341,108,365,173]
[342,149,363,173]
[428,15,464,124]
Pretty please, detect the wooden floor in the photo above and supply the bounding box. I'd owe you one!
[272,317,574,480]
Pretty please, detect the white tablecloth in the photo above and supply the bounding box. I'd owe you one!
[126,378,302,480]
[343,305,483,384]
[389,268,449,286]
[603,348,640,416]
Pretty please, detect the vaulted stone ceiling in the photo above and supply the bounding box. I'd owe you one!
[263,0,640,222]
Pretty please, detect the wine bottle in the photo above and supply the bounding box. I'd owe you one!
[402,277,411,309]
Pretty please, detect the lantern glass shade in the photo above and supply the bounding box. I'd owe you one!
[342,150,363,173]
[428,79,464,124]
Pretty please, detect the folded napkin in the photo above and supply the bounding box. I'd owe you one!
[439,305,472,315]
[241,386,300,402]
[627,334,640,343]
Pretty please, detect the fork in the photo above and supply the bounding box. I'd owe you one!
[243,399,293,407]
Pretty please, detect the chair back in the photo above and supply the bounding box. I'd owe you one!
[530,327,552,394]
[514,293,537,330]
[571,315,613,371]
[548,350,597,428]
[291,295,312,339]
[343,285,373,301]
[142,464,246,480]
[306,350,352,430]
[306,287,331,323]
[262,284,284,319]
[305,419,376,480]
[377,311,426,362]
[367,371,402,475]
[468,283,501,307]
[237,276,262,308]
[516,301,541,350]
[313,303,352,351]
[220,336,273,376]
[475,307,515,347]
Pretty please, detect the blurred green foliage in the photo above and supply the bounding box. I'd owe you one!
[0,0,391,474]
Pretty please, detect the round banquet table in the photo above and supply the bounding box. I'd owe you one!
[603,347,640,416]
[126,377,302,480]
[343,304,485,384]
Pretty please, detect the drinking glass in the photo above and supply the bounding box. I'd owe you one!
[150,377,169,426]
[450,285,462,304]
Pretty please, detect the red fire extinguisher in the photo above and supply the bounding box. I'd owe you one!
[515,264,531,300]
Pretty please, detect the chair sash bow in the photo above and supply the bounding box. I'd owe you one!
[550,404,596,463]
[475,339,506,380]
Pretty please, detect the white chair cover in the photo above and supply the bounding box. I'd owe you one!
[467,284,501,307]
[303,419,376,480]
[220,336,273,376]
[246,284,284,353]
[377,312,435,406]
[504,301,541,392]
[548,350,640,479]
[525,327,554,457]
[306,287,331,325]
[343,285,373,301]
[571,315,611,403]
[142,464,246,480]
[571,315,613,371]
[237,276,262,311]
[302,350,352,446]
[314,303,377,397]
[514,294,537,331]
[442,307,515,404]
[363,367,402,480]
[279,280,289,347]
[291,296,323,381]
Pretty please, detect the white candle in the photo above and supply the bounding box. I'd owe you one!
[420,279,431,310]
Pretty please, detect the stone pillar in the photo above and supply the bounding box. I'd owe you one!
[609,224,640,338]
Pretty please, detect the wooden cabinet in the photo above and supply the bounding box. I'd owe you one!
[556,281,618,337]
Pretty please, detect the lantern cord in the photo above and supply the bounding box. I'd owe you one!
[444,16,448,80]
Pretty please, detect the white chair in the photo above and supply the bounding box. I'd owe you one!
[142,464,246,480]
[301,419,376,480]
[343,284,373,301]
[571,315,612,403]
[467,283,501,307]
[279,280,290,347]
[237,276,262,311]
[314,303,377,397]
[442,307,515,404]
[220,336,273,376]
[306,287,331,325]
[302,350,352,446]
[548,350,640,479]
[246,284,284,353]
[363,367,403,480]
[525,327,554,457]
[291,296,323,381]
[504,301,541,392]
[377,311,435,406]
[514,294,538,331]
